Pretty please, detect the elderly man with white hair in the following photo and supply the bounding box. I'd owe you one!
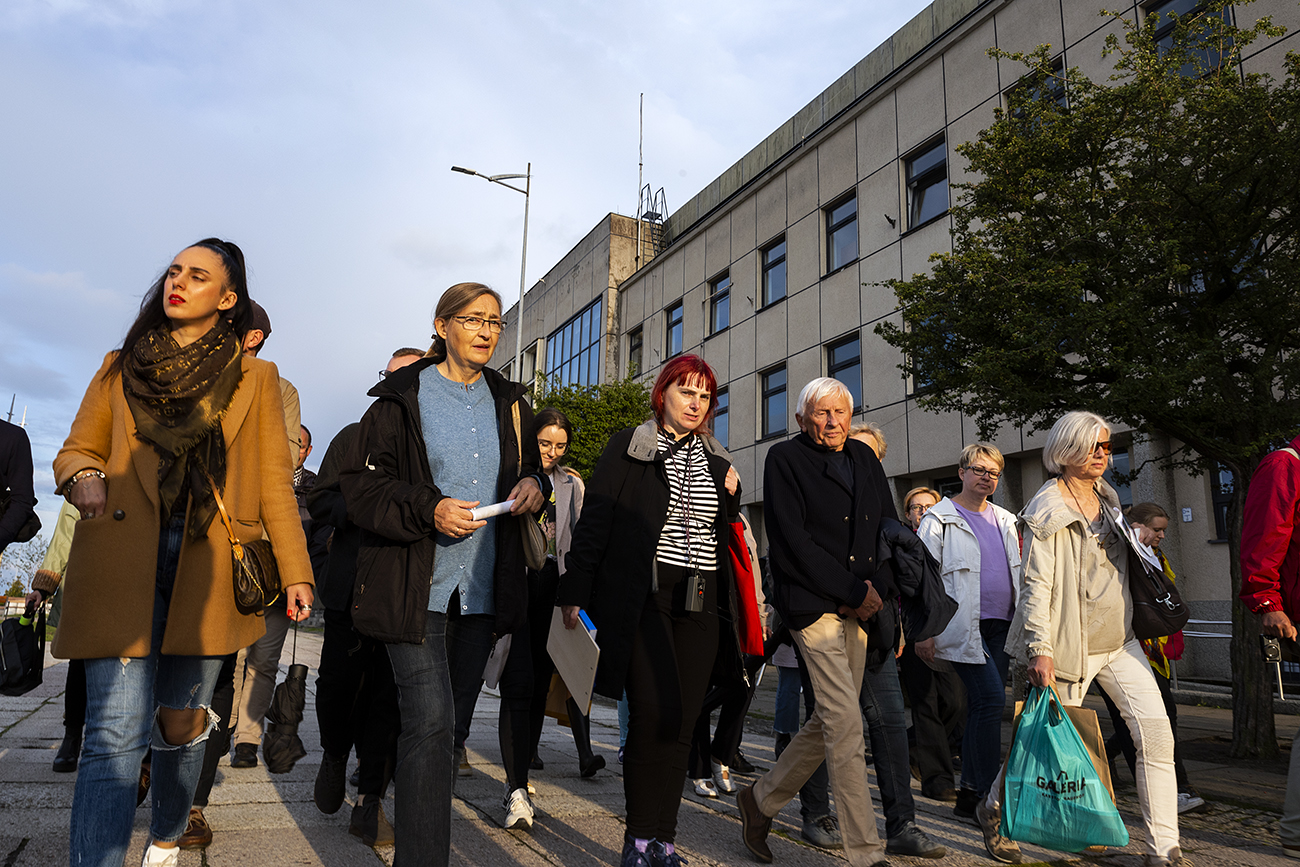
[737,378,903,867]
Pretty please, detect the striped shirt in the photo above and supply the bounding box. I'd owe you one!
[654,431,719,570]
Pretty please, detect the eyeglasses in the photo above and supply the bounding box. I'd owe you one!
[1093,441,1113,454]
[449,315,507,333]
[906,504,932,514]
[962,466,1002,481]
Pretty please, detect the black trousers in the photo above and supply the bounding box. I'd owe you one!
[526,560,598,768]
[193,653,237,809]
[64,657,87,728]
[686,657,757,779]
[898,641,966,792]
[623,563,719,842]
[315,607,400,798]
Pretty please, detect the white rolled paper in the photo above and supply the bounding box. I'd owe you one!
[469,499,515,521]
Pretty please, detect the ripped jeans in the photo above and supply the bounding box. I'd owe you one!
[71,517,225,866]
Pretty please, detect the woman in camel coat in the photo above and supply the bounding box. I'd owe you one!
[52,238,313,867]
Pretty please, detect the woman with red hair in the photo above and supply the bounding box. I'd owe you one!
[559,354,741,867]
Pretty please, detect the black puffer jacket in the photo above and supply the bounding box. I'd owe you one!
[339,359,548,644]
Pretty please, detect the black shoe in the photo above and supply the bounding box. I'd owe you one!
[53,726,82,773]
[730,750,756,774]
[921,783,958,802]
[620,839,654,867]
[350,796,395,847]
[580,754,606,778]
[886,821,946,859]
[231,743,259,769]
[953,786,980,820]
[530,753,545,771]
[647,839,689,867]
[314,752,348,814]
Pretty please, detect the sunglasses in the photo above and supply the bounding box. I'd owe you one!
[1093,441,1113,455]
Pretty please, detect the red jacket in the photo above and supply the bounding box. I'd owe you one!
[1240,434,1300,618]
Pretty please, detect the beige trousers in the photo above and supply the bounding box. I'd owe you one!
[752,612,886,867]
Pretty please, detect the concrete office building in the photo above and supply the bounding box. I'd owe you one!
[502,0,1300,682]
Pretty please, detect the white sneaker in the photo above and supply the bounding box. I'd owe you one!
[1177,792,1206,814]
[692,777,718,797]
[711,759,737,794]
[504,787,534,831]
[141,844,179,867]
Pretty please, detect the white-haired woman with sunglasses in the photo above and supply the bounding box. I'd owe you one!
[1000,411,1182,867]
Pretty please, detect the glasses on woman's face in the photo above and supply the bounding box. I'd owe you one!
[1093,441,1113,455]
[906,503,932,514]
[451,315,506,333]
[962,465,1001,481]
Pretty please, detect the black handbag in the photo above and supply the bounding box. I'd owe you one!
[0,490,41,544]
[510,401,548,571]
[207,473,281,616]
[0,603,45,696]
[1123,527,1189,640]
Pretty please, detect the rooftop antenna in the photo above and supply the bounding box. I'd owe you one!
[6,394,13,424]
[637,93,644,272]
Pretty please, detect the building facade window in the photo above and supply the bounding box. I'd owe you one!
[761,366,787,439]
[827,333,863,411]
[1212,462,1234,541]
[1107,448,1134,508]
[1147,1,1229,74]
[627,326,643,377]
[1009,56,1067,117]
[665,301,684,358]
[825,194,858,273]
[761,236,787,306]
[906,138,949,228]
[713,388,729,449]
[547,297,603,387]
[709,272,731,335]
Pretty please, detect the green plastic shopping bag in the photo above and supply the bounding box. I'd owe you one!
[1002,685,1130,852]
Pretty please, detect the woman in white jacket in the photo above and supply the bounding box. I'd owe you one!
[1007,411,1181,867]
[916,444,1021,862]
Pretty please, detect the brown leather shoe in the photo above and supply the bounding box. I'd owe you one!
[178,807,213,850]
[737,784,773,863]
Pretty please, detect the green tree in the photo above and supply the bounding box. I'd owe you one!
[1,533,47,597]
[875,1,1297,756]
[532,374,654,478]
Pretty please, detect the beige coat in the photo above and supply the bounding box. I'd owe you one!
[51,353,313,660]
[1006,477,1127,684]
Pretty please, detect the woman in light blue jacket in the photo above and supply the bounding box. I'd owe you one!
[916,443,1021,861]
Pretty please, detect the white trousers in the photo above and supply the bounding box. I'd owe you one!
[1012,639,1180,860]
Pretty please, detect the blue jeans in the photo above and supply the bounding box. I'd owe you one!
[387,610,454,867]
[71,517,225,866]
[859,653,916,839]
[950,618,1011,797]
[773,664,802,733]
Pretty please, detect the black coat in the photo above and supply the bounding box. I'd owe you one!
[763,432,898,633]
[0,420,35,553]
[306,422,360,613]
[558,420,741,699]
[339,359,548,644]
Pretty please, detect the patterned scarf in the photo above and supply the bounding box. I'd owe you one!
[122,320,244,537]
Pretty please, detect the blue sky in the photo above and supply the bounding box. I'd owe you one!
[0,0,930,535]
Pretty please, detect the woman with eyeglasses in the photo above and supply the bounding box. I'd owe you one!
[1005,411,1181,867]
[915,444,1021,859]
[903,487,941,531]
[340,282,547,866]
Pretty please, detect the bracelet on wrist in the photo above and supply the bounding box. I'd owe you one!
[66,469,106,494]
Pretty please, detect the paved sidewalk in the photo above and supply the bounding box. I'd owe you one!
[2,632,1297,865]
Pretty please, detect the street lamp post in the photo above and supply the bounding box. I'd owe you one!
[451,163,531,381]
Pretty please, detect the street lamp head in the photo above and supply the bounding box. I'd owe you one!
[451,166,478,176]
